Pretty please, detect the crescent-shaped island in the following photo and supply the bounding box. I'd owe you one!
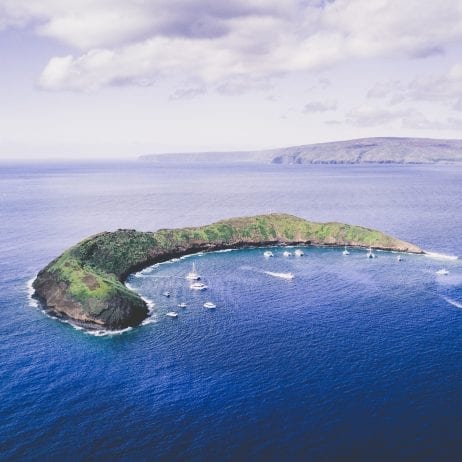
[32,214,423,330]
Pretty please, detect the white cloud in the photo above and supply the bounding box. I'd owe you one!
[368,64,462,110]
[303,99,337,112]
[0,0,290,48]
[347,104,408,127]
[401,113,462,130]
[169,84,207,100]
[2,0,462,91]
[347,103,462,130]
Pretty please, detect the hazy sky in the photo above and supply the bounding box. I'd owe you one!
[2,0,462,159]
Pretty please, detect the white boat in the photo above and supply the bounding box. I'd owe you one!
[294,249,304,257]
[177,303,187,308]
[436,269,449,275]
[282,251,292,257]
[203,302,216,309]
[342,245,350,256]
[163,291,171,297]
[186,262,200,280]
[367,247,375,259]
[265,271,294,280]
[263,251,274,257]
[166,311,178,318]
[189,282,208,290]
[397,255,403,262]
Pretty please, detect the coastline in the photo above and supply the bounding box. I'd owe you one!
[32,214,424,331]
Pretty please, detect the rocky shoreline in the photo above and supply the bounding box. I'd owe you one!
[33,214,423,330]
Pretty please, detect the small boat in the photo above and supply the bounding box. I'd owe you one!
[282,251,292,257]
[177,303,187,308]
[263,251,274,257]
[397,255,403,262]
[189,282,208,290]
[203,302,216,309]
[186,262,200,280]
[163,291,171,297]
[166,312,178,318]
[294,249,304,257]
[367,247,375,259]
[342,245,350,256]
[436,269,449,275]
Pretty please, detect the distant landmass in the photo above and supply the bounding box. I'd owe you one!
[139,137,462,164]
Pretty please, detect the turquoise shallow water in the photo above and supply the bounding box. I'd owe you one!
[0,162,461,461]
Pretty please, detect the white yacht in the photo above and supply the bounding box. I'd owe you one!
[163,291,171,297]
[282,251,292,257]
[294,249,304,257]
[342,245,350,256]
[177,303,187,308]
[203,302,216,309]
[367,247,375,259]
[186,262,200,280]
[436,269,449,275]
[397,255,403,262]
[189,281,208,290]
[263,251,274,257]
[166,311,178,318]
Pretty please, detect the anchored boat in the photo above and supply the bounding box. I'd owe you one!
[190,282,208,291]
[186,262,200,280]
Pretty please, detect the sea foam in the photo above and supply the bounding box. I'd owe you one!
[85,326,134,337]
[443,297,462,309]
[26,277,38,308]
[425,252,459,261]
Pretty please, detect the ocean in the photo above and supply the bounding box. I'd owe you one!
[0,162,461,461]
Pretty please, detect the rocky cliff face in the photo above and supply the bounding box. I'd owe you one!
[33,214,423,330]
[33,259,148,329]
[140,137,462,164]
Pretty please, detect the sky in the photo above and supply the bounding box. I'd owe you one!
[1,0,462,159]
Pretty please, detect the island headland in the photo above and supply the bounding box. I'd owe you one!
[33,214,423,330]
[140,137,462,164]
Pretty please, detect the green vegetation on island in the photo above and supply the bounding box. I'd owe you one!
[33,214,423,330]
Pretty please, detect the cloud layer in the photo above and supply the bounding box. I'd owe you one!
[368,65,462,110]
[2,0,462,92]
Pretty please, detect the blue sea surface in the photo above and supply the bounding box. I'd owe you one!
[0,162,461,461]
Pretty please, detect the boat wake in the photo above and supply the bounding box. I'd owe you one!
[264,271,294,280]
[443,296,462,309]
[239,266,294,279]
[425,252,458,261]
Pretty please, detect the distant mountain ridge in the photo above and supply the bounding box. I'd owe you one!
[139,137,462,164]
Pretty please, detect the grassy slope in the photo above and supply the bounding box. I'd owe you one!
[40,214,421,317]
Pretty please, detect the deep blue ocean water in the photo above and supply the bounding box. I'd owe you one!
[0,162,461,461]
